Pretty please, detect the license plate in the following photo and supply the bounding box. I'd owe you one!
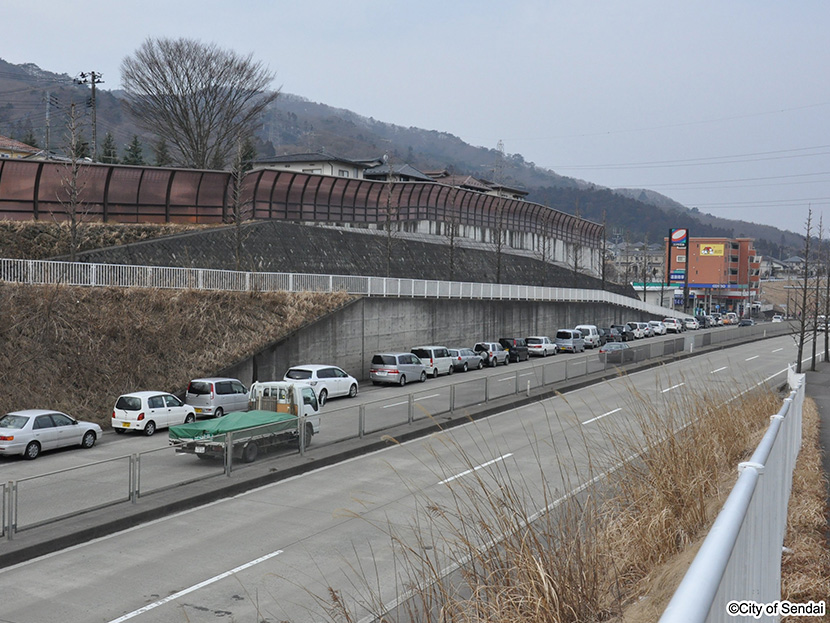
[376,371,388,376]
[122,422,130,428]
[195,446,205,454]
[195,408,204,414]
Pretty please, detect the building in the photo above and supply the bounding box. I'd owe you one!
[0,135,40,160]
[251,150,373,178]
[665,235,761,316]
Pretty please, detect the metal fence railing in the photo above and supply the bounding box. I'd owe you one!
[0,323,792,542]
[0,257,680,318]
[659,366,807,623]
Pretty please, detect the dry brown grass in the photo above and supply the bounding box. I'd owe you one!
[0,283,354,424]
[0,221,210,259]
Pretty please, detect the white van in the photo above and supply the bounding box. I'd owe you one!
[575,324,601,349]
[411,346,454,378]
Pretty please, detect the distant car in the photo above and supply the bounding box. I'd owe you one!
[370,352,427,386]
[611,324,634,341]
[0,409,102,460]
[626,322,645,339]
[663,318,683,333]
[526,336,557,357]
[638,322,655,338]
[648,320,667,336]
[772,315,784,323]
[555,329,585,353]
[411,346,455,378]
[683,317,700,330]
[474,342,509,367]
[499,338,530,362]
[711,313,724,326]
[738,318,756,327]
[597,341,635,364]
[574,325,601,349]
[112,391,196,436]
[186,377,249,418]
[448,348,484,372]
[284,365,359,406]
[600,327,622,343]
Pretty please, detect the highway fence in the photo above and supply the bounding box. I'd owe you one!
[659,366,806,623]
[1,257,679,317]
[0,321,795,542]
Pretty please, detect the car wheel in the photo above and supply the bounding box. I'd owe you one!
[433,368,440,378]
[303,422,314,447]
[399,375,407,387]
[477,360,483,370]
[144,420,157,437]
[447,365,454,376]
[462,362,468,372]
[114,428,126,435]
[318,389,328,406]
[81,431,96,449]
[214,408,223,419]
[419,371,427,383]
[242,441,259,463]
[348,383,358,398]
[504,357,509,365]
[489,358,496,367]
[24,441,40,460]
[184,413,195,424]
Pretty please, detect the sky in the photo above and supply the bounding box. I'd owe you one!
[4,1,830,235]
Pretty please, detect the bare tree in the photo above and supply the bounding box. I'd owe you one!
[230,139,253,271]
[810,215,823,370]
[383,154,396,278]
[795,209,813,373]
[58,103,90,262]
[121,37,279,169]
[570,200,583,282]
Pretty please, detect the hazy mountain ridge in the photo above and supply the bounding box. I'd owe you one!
[0,58,805,258]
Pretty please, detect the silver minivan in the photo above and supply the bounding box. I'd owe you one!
[370,353,428,386]
[185,377,249,418]
[555,329,585,353]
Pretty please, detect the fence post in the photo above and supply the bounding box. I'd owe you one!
[485,376,490,402]
[224,432,233,476]
[450,385,456,412]
[408,393,414,424]
[4,481,13,541]
[130,455,138,504]
[299,415,307,456]
[358,404,366,438]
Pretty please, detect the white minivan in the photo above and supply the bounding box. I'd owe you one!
[575,324,601,349]
[411,346,454,378]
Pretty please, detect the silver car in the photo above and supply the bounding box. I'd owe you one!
[473,342,509,367]
[555,329,585,353]
[0,410,102,460]
[448,348,484,372]
[186,377,249,418]
[370,353,428,386]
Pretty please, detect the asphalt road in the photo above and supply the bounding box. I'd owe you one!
[0,334,803,623]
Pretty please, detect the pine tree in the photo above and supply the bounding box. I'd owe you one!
[122,135,145,165]
[100,132,119,164]
[239,135,257,173]
[21,128,39,149]
[153,138,173,167]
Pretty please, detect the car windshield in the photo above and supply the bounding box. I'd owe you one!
[187,381,212,395]
[0,414,29,429]
[115,396,142,411]
[286,369,313,380]
[556,331,572,339]
[372,355,397,366]
[527,338,543,345]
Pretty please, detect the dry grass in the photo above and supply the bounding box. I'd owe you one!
[0,221,210,259]
[313,375,803,623]
[0,283,354,424]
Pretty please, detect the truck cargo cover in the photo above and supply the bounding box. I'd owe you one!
[169,410,298,441]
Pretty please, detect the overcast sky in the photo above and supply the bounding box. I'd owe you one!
[5,1,829,235]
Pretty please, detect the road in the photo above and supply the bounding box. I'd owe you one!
[0,334,802,623]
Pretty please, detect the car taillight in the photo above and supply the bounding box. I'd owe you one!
[210,383,215,400]
[0,435,13,441]
[138,412,145,421]
[112,411,116,419]
[457,356,462,361]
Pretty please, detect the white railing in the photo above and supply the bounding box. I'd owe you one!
[659,367,806,623]
[0,258,681,317]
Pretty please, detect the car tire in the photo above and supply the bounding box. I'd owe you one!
[242,441,258,463]
[348,383,358,398]
[143,420,157,437]
[214,408,224,419]
[184,413,195,424]
[419,371,427,383]
[477,360,483,370]
[318,389,328,406]
[81,431,96,449]
[432,368,440,379]
[303,422,314,447]
[462,362,468,372]
[114,428,126,435]
[447,365,454,376]
[24,441,40,460]
[504,357,509,365]
[399,375,407,387]
[489,358,496,368]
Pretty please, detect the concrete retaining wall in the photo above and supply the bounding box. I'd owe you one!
[220,296,652,384]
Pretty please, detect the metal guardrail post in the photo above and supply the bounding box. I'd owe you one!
[129,454,138,504]
[408,393,414,424]
[299,415,307,456]
[9,480,17,541]
[358,404,366,438]
[4,481,11,541]
[224,432,233,476]
[515,369,520,395]
[449,385,456,412]
[485,376,490,402]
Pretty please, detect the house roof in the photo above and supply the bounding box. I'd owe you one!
[363,163,433,182]
[252,150,370,168]
[0,135,39,154]
[431,174,493,193]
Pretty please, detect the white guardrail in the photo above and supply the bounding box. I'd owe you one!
[0,258,681,317]
[660,367,806,623]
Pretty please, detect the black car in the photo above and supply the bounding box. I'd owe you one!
[598,327,621,344]
[498,337,529,362]
[610,324,634,342]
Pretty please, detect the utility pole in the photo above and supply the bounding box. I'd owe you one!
[75,71,104,161]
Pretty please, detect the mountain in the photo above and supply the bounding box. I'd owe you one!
[0,58,806,259]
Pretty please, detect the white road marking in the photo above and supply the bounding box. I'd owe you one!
[710,366,728,374]
[107,549,284,622]
[382,393,440,408]
[438,454,513,485]
[745,355,759,362]
[771,348,783,353]
[415,394,441,401]
[582,408,621,425]
[661,382,686,393]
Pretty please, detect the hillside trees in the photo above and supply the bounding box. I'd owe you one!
[121,37,279,169]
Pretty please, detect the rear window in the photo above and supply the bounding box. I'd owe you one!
[0,414,29,429]
[187,381,212,395]
[411,348,430,359]
[286,369,313,380]
[556,331,572,339]
[115,396,142,411]
[372,354,397,366]
[527,338,542,345]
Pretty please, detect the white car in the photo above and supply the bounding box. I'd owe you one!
[0,410,103,460]
[663,318,683,333]
[648,320,667,335]
[683,317,700,330]
[283,364,358,406]
[772,315,783,323]
[526,336,557,356]
[626,322,645,339]
[112,391,196,436]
